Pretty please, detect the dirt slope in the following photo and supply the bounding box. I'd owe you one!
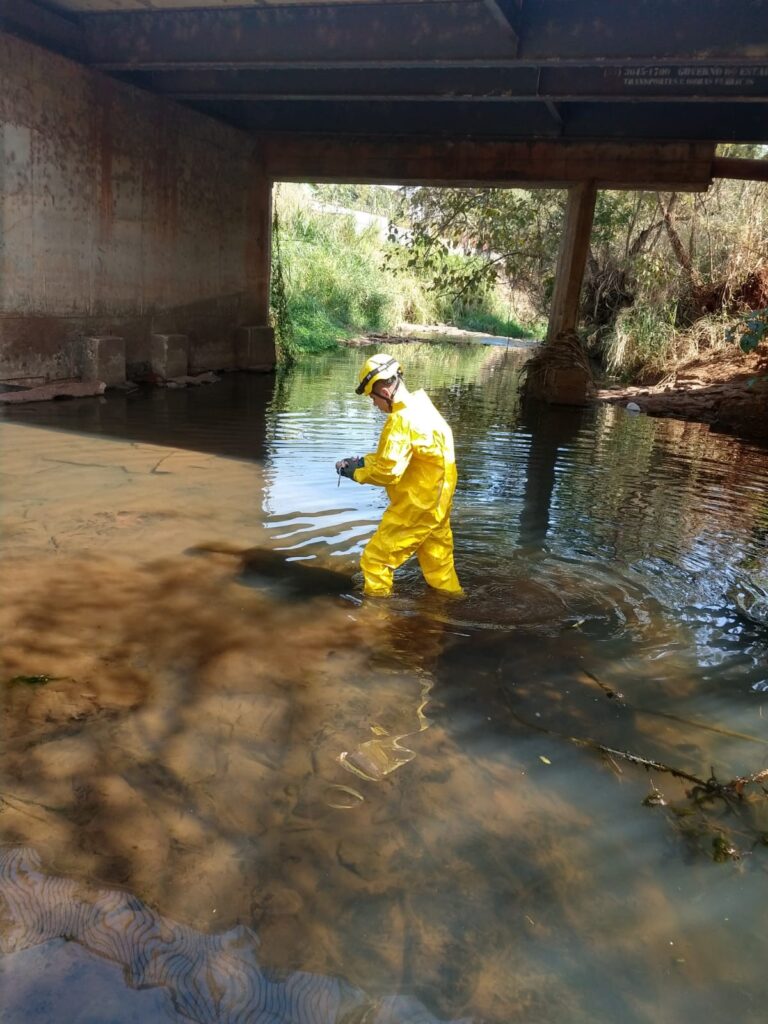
[597,346,768,440]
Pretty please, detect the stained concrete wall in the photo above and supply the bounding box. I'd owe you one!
[0,32,269,383]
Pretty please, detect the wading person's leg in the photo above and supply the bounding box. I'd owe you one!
[416,518,462,594]
[360,513,427,597]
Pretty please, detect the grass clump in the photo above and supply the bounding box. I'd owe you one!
[605,304,679,381]
[606,306,736,382]
[446,299,540,339]
[273,189,435,358]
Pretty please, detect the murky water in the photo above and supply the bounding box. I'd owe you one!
[2,343,768,1024]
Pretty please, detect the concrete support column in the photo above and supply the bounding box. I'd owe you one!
[237,165,276,370]
[244,169,273,326]
[546,181,597,343]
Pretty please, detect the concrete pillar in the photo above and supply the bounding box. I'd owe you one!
[78,335,126,386]
[244,170,273,326]
[150,333,189,379]
[235,326,276,372]
[546,181,597,343]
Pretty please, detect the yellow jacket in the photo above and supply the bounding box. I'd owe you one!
[353,389,457,525]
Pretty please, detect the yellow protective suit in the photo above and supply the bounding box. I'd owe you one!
[353,389,462,597]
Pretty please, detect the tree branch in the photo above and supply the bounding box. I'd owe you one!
[658,193,702,287]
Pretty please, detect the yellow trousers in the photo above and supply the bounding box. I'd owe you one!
[360,510,462,597]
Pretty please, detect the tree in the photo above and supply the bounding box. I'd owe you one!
[393,167,768,369]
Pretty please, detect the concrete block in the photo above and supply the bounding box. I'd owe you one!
[188,335,236,374]
[234,326,276,372]
[78,336,126,386]
[150,333,189,379]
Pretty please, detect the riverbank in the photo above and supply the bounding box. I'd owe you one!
[341,327,768,441]
[596,345,768,440]
[344,322,540,349]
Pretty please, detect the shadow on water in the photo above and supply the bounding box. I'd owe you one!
[3,344,768,1023]
[187,542,356,600]
[0,373,276,461]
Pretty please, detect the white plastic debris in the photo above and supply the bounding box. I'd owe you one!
[626,401,641,413]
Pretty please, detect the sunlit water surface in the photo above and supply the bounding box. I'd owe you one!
[1,343,768,1024]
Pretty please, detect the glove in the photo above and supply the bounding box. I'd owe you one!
[335,456,364,479]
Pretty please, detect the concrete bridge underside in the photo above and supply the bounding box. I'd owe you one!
[1,0,767,397]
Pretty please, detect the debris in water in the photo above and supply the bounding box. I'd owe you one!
[6,674,55,687]
[324,784,365,809]
[339,739,416,781]
[642,786,667,808]
[712,834,740,863]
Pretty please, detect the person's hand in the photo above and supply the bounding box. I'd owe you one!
[335,456,364,479]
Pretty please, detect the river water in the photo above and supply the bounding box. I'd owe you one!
[1,342,768,1024]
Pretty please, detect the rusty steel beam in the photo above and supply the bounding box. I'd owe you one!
[518,0,768,61]
[122,63,768,102]
[81,0,768,70]
[190,97,558,137]
[83,1,516,69]
[263,137,716,190]
[0,0,84,60]
[482,0,521,42]
[184,97,768,142]
[712,156,768,181]
[557,101,768,143]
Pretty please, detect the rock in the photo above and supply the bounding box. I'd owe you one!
[0,381,106,404]
[163,372,220,387]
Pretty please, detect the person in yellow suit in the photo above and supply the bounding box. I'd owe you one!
[336,354,462,598]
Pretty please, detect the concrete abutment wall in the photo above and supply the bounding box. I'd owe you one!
[0,33,274,385]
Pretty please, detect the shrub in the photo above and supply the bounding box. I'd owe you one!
[606,305,738,380]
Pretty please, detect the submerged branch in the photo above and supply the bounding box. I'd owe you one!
[498,681,768,805]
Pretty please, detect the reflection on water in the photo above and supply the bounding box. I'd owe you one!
[2,342,768,1023]
[1,847,465,1024]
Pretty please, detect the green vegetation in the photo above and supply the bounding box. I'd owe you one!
[448,304,536,339]
[604,303,679,380]
[394,146,768,380]
[271,184,428,360]
[272,157,767,377]
[270,184,539,362]
[727,307,768,355]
